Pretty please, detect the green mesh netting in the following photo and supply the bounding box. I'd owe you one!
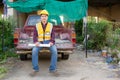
[7,0,45,12]
[6,0,88,22]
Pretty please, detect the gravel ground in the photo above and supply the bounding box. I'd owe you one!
[1,49,120,80]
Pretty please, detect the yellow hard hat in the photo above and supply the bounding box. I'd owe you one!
[37,10,49,16]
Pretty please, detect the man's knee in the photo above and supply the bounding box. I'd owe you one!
[50,46,57,54]
[32,47,39,54]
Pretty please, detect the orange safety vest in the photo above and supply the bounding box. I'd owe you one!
[36,22,53,41]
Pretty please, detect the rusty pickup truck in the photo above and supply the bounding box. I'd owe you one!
[13,15,76,60]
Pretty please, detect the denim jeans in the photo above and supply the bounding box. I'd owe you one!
[32,40,58,71]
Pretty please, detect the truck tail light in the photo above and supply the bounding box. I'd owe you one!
[14,38,18,46]
[71,32,76,38]
[72,38,76,43]
[71,31,76,47]
[14,33,19,38]
[14,33,19,46]
[72,38,76,46]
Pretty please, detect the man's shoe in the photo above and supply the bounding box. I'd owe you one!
[29,70,39,77]
[49,70,59,77]
[49,70,57,73]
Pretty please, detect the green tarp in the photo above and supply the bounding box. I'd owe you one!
[7,0,88,22]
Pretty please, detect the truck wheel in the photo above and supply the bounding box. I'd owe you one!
[20,54,27,61]
[61,53,69,60]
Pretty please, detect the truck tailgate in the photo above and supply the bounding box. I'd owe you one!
[16,39,74,50]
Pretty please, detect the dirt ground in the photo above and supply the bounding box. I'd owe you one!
[1,49,120,80]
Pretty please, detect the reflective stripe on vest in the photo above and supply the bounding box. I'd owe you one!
[36,22,53,41]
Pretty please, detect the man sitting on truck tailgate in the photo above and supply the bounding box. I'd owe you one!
[30,10,58,76]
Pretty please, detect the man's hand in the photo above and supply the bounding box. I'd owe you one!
[49,42,53,46]
[35,42,39,47]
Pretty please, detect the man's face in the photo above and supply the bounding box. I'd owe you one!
[40,15,48,23]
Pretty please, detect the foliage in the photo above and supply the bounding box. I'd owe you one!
[107,28,120,63]
[0,14,15,51]
[0,14,18,65]
[0,66,7,74]
[76,35,84,43]
[0,49,18,79]
[87,20,112,50]
[75,19,84,43]
[0,49,18,63]
[107,28,120,50]
[0,15,18,79]
[0,66,7,79]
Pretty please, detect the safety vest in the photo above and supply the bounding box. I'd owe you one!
[36,22,53,41]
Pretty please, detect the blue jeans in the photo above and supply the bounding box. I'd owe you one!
[32,40,58,71]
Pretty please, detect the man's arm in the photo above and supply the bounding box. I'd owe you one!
[33,27,38,43]
[50,28,55,44]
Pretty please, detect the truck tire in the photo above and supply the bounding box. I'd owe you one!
[61,53,69,60]
[20,54,27,61]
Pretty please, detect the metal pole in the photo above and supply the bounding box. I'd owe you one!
[2,0,7,52]
[2,15,4,52]
[83,17,87,58]
[17,11,19,28]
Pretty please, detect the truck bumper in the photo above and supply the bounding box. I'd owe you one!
[16,49,74,54]
[15,43,75,54]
